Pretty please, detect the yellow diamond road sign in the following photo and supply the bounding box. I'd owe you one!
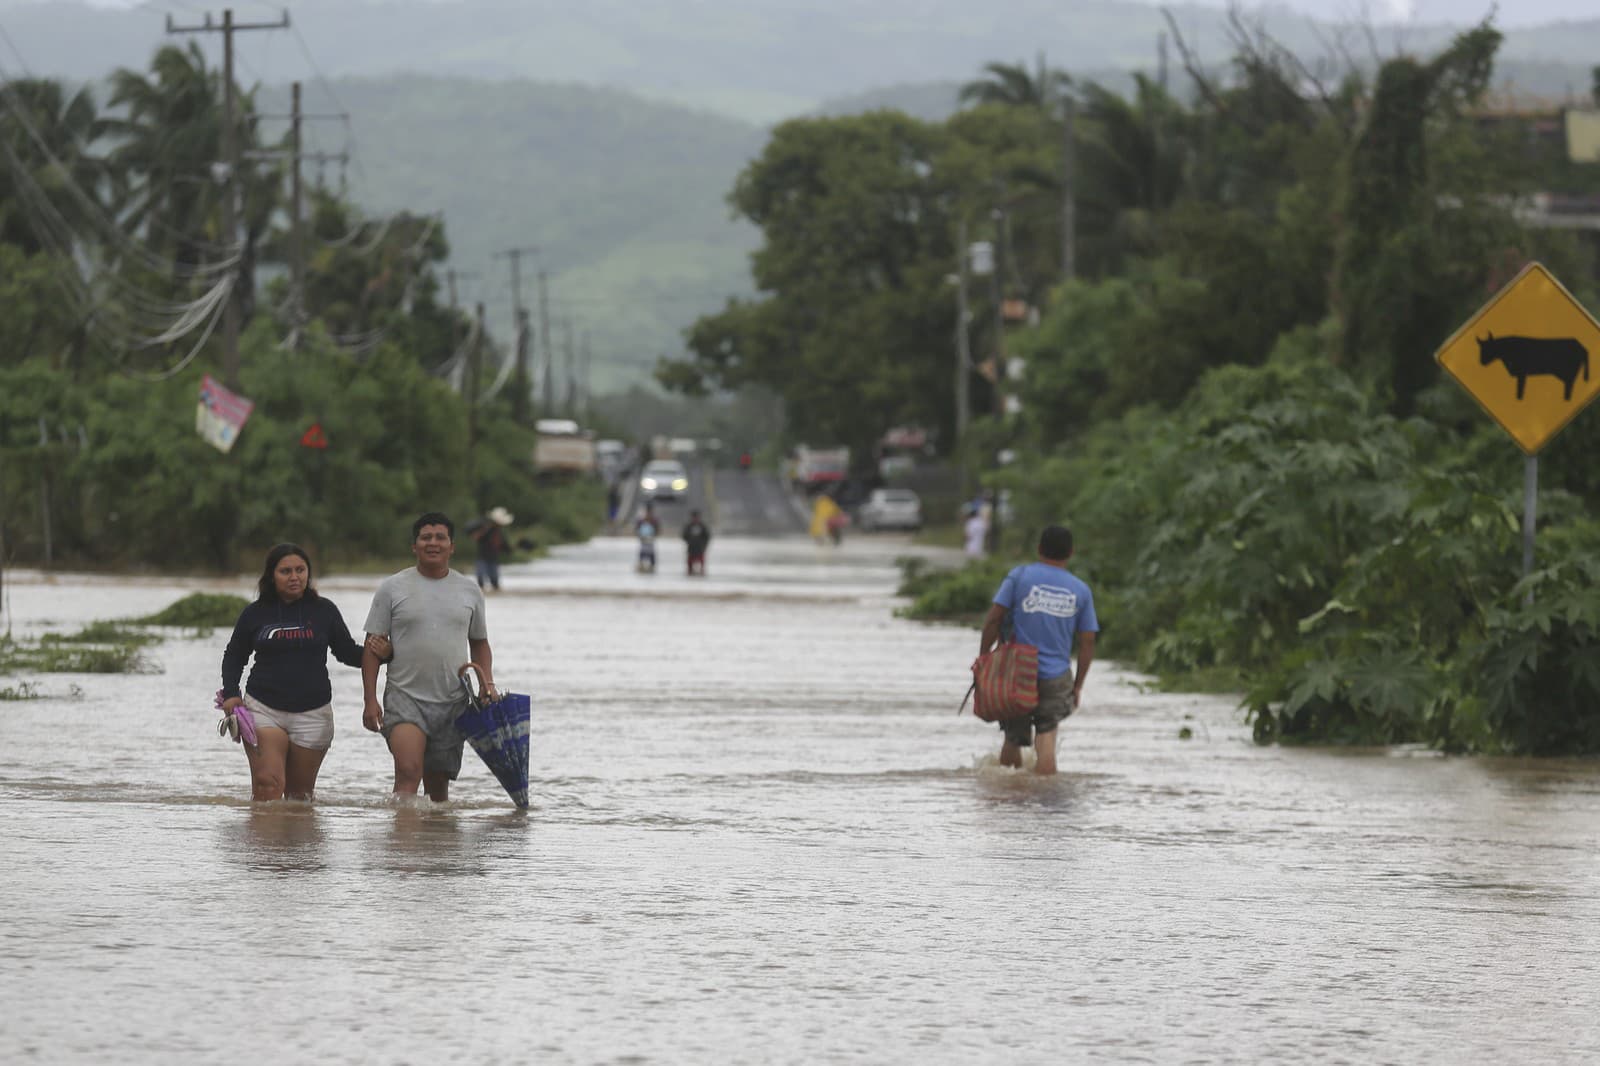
[1435,261,1600,455]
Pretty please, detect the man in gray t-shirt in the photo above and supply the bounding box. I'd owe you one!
[362,511,498,801]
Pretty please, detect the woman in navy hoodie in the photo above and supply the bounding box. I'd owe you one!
[219,543,387,801]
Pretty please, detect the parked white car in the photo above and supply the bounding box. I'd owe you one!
[855,488,923,532]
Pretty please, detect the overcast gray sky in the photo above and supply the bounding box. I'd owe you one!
[67,0,1592,25]
[1233,1,1593,25]
[65,0,1600,29]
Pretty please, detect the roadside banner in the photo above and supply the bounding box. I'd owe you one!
[196,374,254,453]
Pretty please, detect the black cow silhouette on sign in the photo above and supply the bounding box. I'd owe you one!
[1476,332,1591,401]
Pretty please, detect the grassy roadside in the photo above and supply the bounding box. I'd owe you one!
[0,591,253,697]
[911,522,963,551]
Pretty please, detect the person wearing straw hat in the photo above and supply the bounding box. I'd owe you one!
[468,506,514,592]
[362,512,498,802]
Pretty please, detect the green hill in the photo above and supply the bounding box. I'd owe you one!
[256,76,763,391]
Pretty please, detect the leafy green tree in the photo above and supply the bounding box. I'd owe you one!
[275,192,458,365]
[662,112,958,455]
[1070,75,1190,273]
[0,244,77,368]
[1332,22,1516,415]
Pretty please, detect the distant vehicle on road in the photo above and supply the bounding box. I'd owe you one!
[640,459,690,501]
[534,418,597,476]
[669,437,698,457]
[596,439,628,482]
[793,446,850,494]
[855,488,923,532]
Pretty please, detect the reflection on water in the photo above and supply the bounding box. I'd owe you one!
[2,540,1598,1064]
[220,805,328,873]
[376,805,479,877]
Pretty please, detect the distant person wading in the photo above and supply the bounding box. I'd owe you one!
[682,509,712,575]
[978,525,1098,775]
[469,506,514,592]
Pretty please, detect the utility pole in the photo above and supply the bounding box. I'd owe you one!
[467,302,485,448]
[288,81,303,349]
[1061,96,1077,283]
[492,245,538,423]
[445,269,481,314]
[955,216,972,444]
[537,270,554,416]
[988,205,1008,555]
[562,316,576,416]
[250,86,345,352]
[165,8,290,387]
[990,206,1008,412]
[579,330,591,416]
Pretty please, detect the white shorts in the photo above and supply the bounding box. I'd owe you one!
[242,693,335,751]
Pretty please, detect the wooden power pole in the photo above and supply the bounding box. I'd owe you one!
[493,245,539,423]
[249,84,345,352]
[537,270,554,417]
[165,8,289,386]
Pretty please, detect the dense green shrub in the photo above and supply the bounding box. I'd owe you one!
[915,334,1600,754]
[895,558,1012,622]
[130,593,250,628]
[0,322,603,571]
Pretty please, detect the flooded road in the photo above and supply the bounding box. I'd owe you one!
[2,534,1598,1064]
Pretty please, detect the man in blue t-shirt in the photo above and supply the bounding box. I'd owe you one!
[978,525,1099,774]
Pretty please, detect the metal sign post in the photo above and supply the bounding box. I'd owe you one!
[1435,262,1600,600]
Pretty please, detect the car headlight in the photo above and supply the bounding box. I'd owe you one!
[641,478,657,489]
[672,479,688,490]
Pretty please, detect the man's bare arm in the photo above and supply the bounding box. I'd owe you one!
[469,637,495,697]
[978,604,1007,657]
[1073,632,1096,703]
[361,639,385,732]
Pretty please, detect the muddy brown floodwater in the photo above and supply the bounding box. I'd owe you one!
[1,534,1597,1063]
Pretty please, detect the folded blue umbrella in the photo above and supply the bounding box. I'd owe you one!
[456,666,531,808]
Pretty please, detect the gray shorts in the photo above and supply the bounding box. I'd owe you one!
[381,689,468,780]
[1001,672,1077,748]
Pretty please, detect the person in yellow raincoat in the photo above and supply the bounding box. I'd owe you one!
[810,493,846,545]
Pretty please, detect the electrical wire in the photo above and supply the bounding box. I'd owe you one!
[0,60,244,278]
[0,133,232,342]
[288,21,368,202]
[119,275,231,381]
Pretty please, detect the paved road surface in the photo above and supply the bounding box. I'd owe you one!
[623,459,808,539]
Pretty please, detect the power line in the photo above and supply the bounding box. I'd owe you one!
[0,59,243,279]
[164,6,291,387]
[287,20,368,201]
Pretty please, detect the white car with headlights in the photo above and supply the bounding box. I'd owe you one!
[855,488,923,532]
[639,460,690,501]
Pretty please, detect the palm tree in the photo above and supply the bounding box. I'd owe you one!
[1077,75,1188,216]
[959,55,1072,112]
[0,78,110,256]
[104,43,278,319]
[104,43,230,268]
